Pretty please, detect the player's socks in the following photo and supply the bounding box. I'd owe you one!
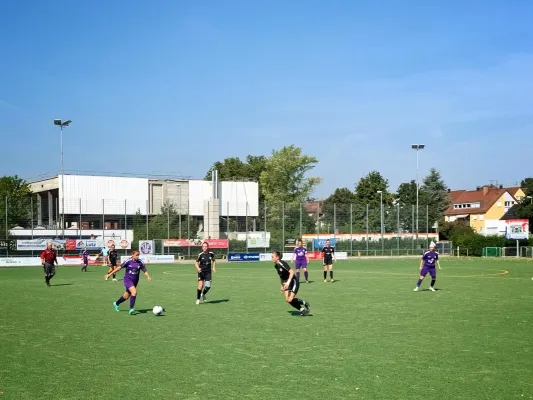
[323,271,327,280]
[330,271,333,280]
[416,278,423,287]
[289,298,304,310]
[202,286,211,295]
[112,274,116,279]
[304,271,309,282]
[116,296,126,305]
[197,289,202,300]
[129,296,136,310]
[430,279,436,288]
[296,271,300,281]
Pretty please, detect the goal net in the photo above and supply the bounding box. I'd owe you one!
[482,247,501,257]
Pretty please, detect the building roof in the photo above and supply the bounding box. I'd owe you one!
[507,187,524,197]
[501,204,520,220]
[304,200,324,215]
[444,186,510,216]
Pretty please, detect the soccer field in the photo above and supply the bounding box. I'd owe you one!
[1,258,533,400]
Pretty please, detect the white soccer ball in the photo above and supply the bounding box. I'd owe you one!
[152,306,163,315]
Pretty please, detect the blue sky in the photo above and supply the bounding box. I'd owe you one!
[1,0,532,197]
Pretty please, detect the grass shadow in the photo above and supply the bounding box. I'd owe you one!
[51,283,73,287]
[287,311,313,317]
[134,309,166,316]
[206,299,230,304]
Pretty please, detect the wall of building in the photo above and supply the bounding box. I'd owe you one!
[59,175,149,215]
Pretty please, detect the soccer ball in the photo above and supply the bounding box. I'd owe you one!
[152,306,163,315]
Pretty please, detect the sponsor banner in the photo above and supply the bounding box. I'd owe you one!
[505,219,529,240]
[57,256,101,265]
[0,257,42,267]
[336,252,348,260]
[284,238,308,248]
[0,240,16,251]
[228,253,260,262]
[313,238,336,248]
[164,238,229,249]
[139,240,154,255]
[282,251,321,260]
[120,255,175,264]
[16,239,66,251]
[247,238,270,248]
[259,253,272,261]
[68,239,103,250]
[106,238,130,249]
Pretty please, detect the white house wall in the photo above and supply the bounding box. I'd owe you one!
[219,181,259,217]
[60,175,149,215]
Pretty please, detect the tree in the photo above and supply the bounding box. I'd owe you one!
[260,145,320,204]
[521,177,533,196]
[395,180,417,231]
[420,168,450,230]
[0,176,33,235]
[322,188,357,233]
[353,171,391,233]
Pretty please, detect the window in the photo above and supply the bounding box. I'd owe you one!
[480,215,484,220]
[472,215,477,220]
[505,201,512,207]
[497,201,502,207]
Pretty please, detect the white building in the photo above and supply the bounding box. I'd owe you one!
[27,173,259,239]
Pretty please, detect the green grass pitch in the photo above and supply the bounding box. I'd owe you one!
[1,258,533,400]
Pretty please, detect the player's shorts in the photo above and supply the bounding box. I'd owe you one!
[285,278,299,294]
[124,278,138,291]
[83,259,89,265]
[109,259,118,267]
[198,270,212,281]
[43,262,56,276]
[295,259,307,269]
[420,266,436,278]
[323,257,333,266]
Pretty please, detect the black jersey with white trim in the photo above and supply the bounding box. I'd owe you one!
[197,251,215,271]
[274,260,293,283]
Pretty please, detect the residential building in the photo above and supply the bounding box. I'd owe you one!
[444,185,525,235]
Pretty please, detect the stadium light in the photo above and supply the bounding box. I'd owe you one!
[411,144,425,244]
[54,119,72,239]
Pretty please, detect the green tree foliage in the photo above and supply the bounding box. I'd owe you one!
[353,171,392,233]
[420,168,450,228]
[396,180,417,232]
[0,176,33,235]
[260,145,320,204]
[322,188,357,233]
[521,177,533,196]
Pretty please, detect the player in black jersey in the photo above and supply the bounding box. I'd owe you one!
[195,242,216,305]
[321,239,336,282]
[272,251,310,316]
[108,244,119,281]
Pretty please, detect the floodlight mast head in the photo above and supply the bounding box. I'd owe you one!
[411,144,425,150]
[53,119,72,127]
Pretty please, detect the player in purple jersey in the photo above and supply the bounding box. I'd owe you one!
[105,249,152,314]
[81,248,89,272]
[414,242,441,292]
[290,239,310,283]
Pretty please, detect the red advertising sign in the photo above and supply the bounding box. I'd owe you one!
[163,238,229,249]
[65,239,77,250]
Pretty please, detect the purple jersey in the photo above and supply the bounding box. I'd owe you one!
[293,247,307,260]
[82,250,89,262]
[422,250,438,268]
[121,258,147,283]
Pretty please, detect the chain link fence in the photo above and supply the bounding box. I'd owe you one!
[0,196,443,258]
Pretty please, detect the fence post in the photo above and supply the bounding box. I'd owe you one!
[411,205,415,250]
[299,202,302,239]
[350,203,353,257]
[102,199,105,243]
[333,203,336,243]
[80,198,83,241]
[365,203,369,255]
[426,204,429,247]
[146,199,149,240]
[226,201,229,258]
[397,204,400,253]
[5,196,8,239]
[282,202,285,252]
[245,202,249,253]
[124,199,128,255]
[264,201,267,254]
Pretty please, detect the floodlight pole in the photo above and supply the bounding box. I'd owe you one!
[377,190,384,254]
[54,119,71,239]
[411,144,425,248]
